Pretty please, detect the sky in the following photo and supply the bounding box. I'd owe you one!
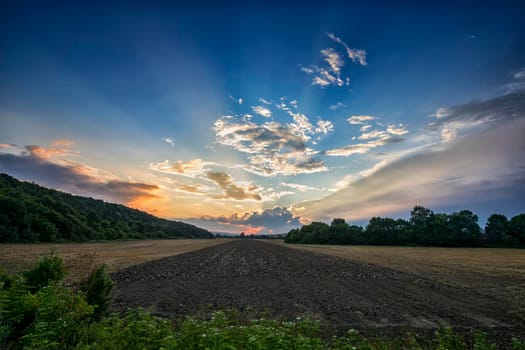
[1,1,525,235]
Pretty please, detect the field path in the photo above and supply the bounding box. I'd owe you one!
[112,240,523,337]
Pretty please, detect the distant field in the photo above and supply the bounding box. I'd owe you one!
[0,239,230,282]
[271,241,525,320]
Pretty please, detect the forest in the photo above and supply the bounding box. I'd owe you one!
[285,206,525,247]
[0,173,212,243]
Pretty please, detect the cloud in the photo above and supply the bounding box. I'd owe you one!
[188,207,302,235]
[502,68,525,93]
[149,158,215,178]
[281,182,318,192]
[514,68,525,80]
[329,102,346,110]
[162,137,175,147]
[214,114,328,176]
[347,115,375,124]
[326,120,408,157]
[315,119,334,134]
[51,139,74,147]
[258,97,273,105]
[386,124,409,136]
[327,32,367,66]
[252,105,272,117]
[325,139,387,156]
[301,33,365,88]
[0,147,160,205]
[301,92,525,222]
[206,171,261,201]
[321,47,343,74]
[429,90,525,142]
[24,144,77,160]
[432,107,450,118]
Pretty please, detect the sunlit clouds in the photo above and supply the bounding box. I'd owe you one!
[1,4,524,236]
[213,110,330,176]
[301,32,367,88]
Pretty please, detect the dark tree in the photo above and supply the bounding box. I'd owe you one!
[509,214,525,244]
[446,210,481,246]
[485,214,510,244]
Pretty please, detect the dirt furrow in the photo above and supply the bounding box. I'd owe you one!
[112,240,523,338]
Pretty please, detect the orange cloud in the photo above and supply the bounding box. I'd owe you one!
[26,145,75,160]
[51,139,74,147]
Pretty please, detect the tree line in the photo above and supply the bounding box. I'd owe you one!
[0,173,212,243]
[285,206,525,247]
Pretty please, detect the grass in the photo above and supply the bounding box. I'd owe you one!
[0,239,229,283]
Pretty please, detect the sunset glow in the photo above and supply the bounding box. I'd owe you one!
[1,2,524,234]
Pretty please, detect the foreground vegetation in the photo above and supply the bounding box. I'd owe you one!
[0,173,212,243]
[286,206,525,247]
[1,256,524,349]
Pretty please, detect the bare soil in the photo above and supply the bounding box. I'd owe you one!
[112,240,524,341]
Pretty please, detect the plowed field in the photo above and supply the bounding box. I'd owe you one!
[112,240,524,341]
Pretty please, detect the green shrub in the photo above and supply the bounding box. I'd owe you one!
[75,308,178,349]
[20,283,93,349]
[24,255,67,291]
[80,264,113,320]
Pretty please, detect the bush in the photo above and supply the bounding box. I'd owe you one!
[80,264,113,320]
[23,255,67,291]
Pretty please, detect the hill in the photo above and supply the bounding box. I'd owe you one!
[0,173,212,242]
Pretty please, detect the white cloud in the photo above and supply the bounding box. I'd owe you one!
[303,91,525,221]
[359,129,389,140]
[238,98,243,105]
[258,97,273,105]
[325,139,387,157]
[214,112,330,176]
[149,158,215,178]
[441,125,458,143]
[315,119,334,134]
[280,182,317,192]
[321,47,343,74]
[347,115,375,124]
[300,67,315,74]
[301,33,365,88]
[327,120,408,157]
[303,116,525,222]
[312,75,332,87]
[162,137,175,147]
[386,124,409,136]
[252,105,272,118]
[514,68,525,80]
[327,32,367,66]
[329,102,346,110]
[433,107,450,118]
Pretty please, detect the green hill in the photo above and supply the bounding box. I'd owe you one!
[0,173,212,242]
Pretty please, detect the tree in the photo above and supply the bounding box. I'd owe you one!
[447,210,481,246]
[409,206,433,244]
[485,214,510,243]
[509,214,525,244]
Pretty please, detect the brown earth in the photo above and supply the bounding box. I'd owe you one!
[112,240,524,341]
[0,239,229,283]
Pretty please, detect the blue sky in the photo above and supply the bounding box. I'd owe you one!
[1,1,524,234]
